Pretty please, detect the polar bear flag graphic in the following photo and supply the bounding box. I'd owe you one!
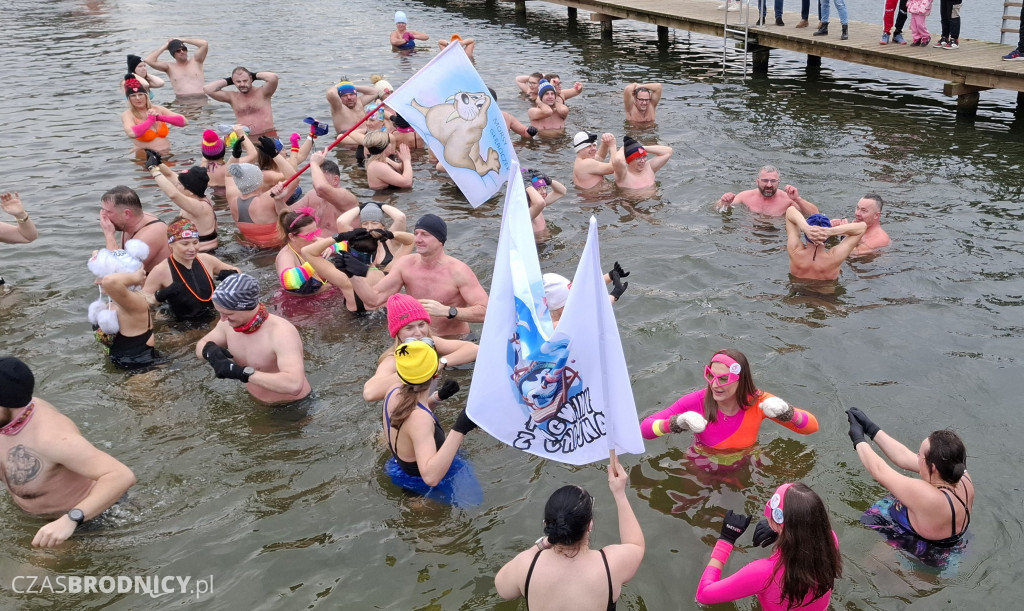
[385,41,516,207]
[465,162,645,466]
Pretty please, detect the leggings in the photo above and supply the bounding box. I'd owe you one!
[938,0,962,40]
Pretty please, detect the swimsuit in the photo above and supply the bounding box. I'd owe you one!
[235,195,282,248]
[376,241,394,270]
[396,33,416,50]
[280,247,327,295]
[641,389,819,450]
[861,486,971,568]
[384,389,445,478]
[121,218,163,249]
[156,257,215,323]
[525,548,615,611]
[108,311,160,370]
[135,121,170,142]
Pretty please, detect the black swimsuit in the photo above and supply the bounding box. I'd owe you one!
[524,548,615,611]
[121,218,162,248]
[108,311,159,369]
[156,257,215,323]
[383,388,445,478]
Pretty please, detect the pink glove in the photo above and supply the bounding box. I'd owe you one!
[156,114,186,127]
[131,115,156,138]
[290,132,300,152]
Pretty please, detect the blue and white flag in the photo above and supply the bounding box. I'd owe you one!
[466,173,645,466]
[385,41,516,207]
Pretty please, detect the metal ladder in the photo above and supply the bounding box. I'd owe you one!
[1002,1,1022,45]
[722,0,754,77]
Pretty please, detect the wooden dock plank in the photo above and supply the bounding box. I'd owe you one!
[506,0,1024,95]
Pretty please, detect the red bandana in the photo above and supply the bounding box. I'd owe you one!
[0,401,35,436]
[232,303,269,334]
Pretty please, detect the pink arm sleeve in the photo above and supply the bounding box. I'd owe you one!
[130,115,156,137]
[156,114,186,127]
[696,556,774,606]
[640,389,705,439]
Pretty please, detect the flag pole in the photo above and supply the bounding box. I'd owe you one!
[281,101,386,188]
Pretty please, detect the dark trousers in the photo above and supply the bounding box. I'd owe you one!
[759,0,784,19]
[800,0,821,21]
[938,0,962,40]
[1018,5,1024,53]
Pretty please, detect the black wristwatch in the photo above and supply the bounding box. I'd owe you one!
[241,366,255,383]
[447,306,458,320]
[67,508,85,525]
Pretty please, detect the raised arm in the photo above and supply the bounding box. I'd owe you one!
[515,74,532,94]
[603,453,645,583]
[150,165,206,218]
[825,220,866,260]
[646,145,673,173]
[203,76,233,102]
[183,38,209,63]
[101,270,149,316]
[783,185,819,215]
[785,206,812,252]
[144,41,171,73]
[0,192,38,244]
[381,204,407,233]
[256,71,279,98]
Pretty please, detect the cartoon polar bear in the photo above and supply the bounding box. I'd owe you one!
[411,91,501,176]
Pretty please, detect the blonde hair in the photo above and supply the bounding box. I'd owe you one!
[363,131,391,164]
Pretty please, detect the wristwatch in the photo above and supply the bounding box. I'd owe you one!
[67,508,85,525]
[241,366,255,383]
[439,357,449,370]
[447,306,458,320]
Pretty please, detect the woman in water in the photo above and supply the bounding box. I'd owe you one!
[640,349,819,450]
[143,218,239,325]
[88,238,159,370]
[848,409,973,548]
[299,230,388,313]
[381,336,478,504]
[120,78,186,155]
[695,482,842,610]
[336,202,414,273]
[495,452,645,609]
[363,131,413,190]
[275,209,333,297]
[146,157,218,251]
[363,294,478,402]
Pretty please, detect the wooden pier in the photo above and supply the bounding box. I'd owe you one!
[500,0,1024,117]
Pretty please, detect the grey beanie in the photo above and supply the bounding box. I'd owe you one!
[360,203,385,224]
[229,163,263,195]
[212,273,260,311]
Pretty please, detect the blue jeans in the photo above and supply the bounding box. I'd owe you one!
[821,0,848,25]
[759,0,783,19]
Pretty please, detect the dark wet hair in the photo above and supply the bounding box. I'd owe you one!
[530,72,544,80]
[543,485,594,556]
[702,348,759,423]
[320,160,341,178]
[102,185,143,212]
[925,429,967,484]
[278,210,315,238]
[772,483,842,609]
[862,193,884,212]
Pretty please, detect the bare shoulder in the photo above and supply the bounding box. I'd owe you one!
[33,399,81,434]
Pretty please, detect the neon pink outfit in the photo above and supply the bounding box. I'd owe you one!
[640,389,818,450]
[696,533,839,609]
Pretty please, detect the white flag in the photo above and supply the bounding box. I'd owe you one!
[467,176,645,465]
[385,42,516,207]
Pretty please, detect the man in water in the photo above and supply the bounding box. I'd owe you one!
[717,165,820,216]
[528,79,569,131]
[203,67,279,137]
[623,82,663,123]
[572,132,616,189]
[196,273,311,404]
[335,214,489,337]
[831,194,891,254]
[515,72,544,102]
[612,135,673,190]
[99,185,169,273]
[326,80,379,148]
[0,357,137,548]
[144,38,208,97]
[785,208,866,280]
[545,73,584,102]
[303,152,358,234]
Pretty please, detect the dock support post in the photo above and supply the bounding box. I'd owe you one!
[1018,91,1024,109]
[956,92,979,120]
[568,7,577,19]
[807,55,821,68]
[602,20,613,39]
[658,25,669,45]
[514,0,526,16]
[752,47,770,74]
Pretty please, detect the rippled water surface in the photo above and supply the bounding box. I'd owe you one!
[0,0,1022,609]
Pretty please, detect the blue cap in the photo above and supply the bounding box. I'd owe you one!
[538,79,556,99]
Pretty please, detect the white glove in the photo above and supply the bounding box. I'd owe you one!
[760,397,794,422]
[670,412,708,434]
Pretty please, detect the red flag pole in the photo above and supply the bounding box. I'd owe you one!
[281,101,386,188]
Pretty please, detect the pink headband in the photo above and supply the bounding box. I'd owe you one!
[764,482,795,524]
[289,207,320,230]
[710,353,742,375]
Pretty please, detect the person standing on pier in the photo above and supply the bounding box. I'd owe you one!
[907,0,933,47]
[933,0,962,49]
[814,0,850,40]
[880,0,910,44]
[1003,3,1024,60]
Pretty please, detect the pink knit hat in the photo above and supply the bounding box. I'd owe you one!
[201,129,225,159]
[387,293,430,337]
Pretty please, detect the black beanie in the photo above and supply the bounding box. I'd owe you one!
[127,54,143,74]
[178,166,210,198]
[0,357,35,409]
[415,214,447,244]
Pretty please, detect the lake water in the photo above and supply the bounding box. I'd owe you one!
[0,0,1022,609]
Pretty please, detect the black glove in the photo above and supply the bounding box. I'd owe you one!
[144,149,162,170]
[333,228,372,243]
[752,518,778,548]
[847,410,867,448]
[452,408,477,435]
[248,70,259,81]
[331,251,369,277]
[526,125,538,137]
[223,76,234,87]
[256,136,278,158]
[719,510,751,545]
[437,380,460,401]
[153,282,183,303]
[847,407,880,439]
[369,228,395,241]
[201,341,232,364]
[610,278,628,301]
[607,261,630,284]
[216,269,239,281]
[231,135,245,159]
[212,357,248,381]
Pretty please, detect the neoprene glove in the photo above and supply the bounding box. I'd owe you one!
[752,518,778,548]
[452,408,477,435]
[224,76,234,87]
[248,70,259,81]
[201,341,232,364]
[216,269,239,281]
[153,283,183,303]
[437,380,460,401]
[607,261,630,283]
[847,410,867,448]
[333,228,372,243]
[232,136,245,159]
[369,228,395,241]
[256,136,279,158]
[144,149,162,170]
[526,126,538,137]
[848,407,880,439]
[331,251,369,277]
[719,510,751,545]
[212,358,248,382]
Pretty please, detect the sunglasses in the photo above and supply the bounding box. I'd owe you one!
[704,365,740,387]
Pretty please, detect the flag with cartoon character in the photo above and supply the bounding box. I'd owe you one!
[384,41,515,207]
[466,162,645,465]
